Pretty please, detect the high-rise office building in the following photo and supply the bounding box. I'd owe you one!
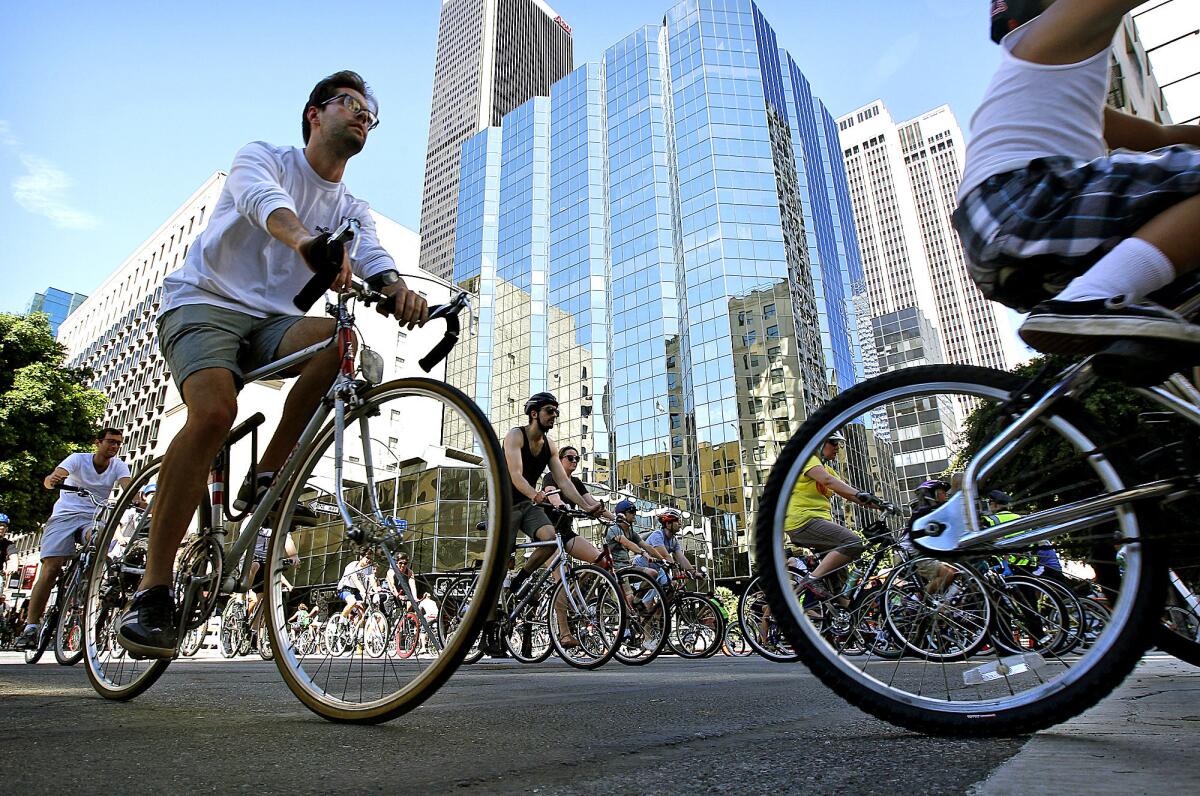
[418,0,574,281]
[451,0,894,581]
[837,101,1012,374]
[26,287,87,336]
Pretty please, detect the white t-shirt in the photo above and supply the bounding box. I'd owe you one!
[418,596,439,622]
[52,453,130,517]
[338,560,374,592]
[162,142,395,318]
[957,26,1110,201]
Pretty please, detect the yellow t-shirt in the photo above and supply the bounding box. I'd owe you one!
[785,455,837,529]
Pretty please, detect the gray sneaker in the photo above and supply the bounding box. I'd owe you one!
[14,625,39,651]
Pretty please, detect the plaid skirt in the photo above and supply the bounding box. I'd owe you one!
[953,145,1200,311]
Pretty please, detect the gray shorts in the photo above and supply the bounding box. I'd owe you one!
[787,518,865,560]
[509,501,556,541]
[157,304,306,391]
[41,511,96,559]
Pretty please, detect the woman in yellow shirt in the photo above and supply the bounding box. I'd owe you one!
[784,432,878,595]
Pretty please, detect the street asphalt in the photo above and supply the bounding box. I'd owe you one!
[0,652,1194,794]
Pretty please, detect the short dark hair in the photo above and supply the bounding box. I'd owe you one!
[302,70,377,144]
[559,446,579,458]
[96,427,122,440]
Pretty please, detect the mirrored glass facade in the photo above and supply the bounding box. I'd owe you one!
[452,0,880,582]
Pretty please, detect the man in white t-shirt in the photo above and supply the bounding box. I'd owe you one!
[118,71,429,659]
[16,427,132,650]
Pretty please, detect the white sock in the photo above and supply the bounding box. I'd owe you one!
[1056,238,1176,302]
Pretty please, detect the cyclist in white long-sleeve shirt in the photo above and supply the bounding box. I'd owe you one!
[118,70,429,659]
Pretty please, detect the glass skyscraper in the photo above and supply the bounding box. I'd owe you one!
[451,0,888,580]
[27,287,87,337]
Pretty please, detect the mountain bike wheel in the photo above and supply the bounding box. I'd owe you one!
[54,576,86,666]
[257,627,274,660]
[266,378,511,723]
[739,575,800,663]
[668,595,724,658]
[503,587,554,663]
[83,458,172,700]
[549,564,626,669]
[755,364,1164,736]
[613,570,669,666]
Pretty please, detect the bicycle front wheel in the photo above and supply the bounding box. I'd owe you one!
[755,364,1164,736]
[613,570,669,666]
[83,459,171,699]
[549,564,626,669]
[266,378,511,723]
[668,595,724,659]
[54,574,86,666]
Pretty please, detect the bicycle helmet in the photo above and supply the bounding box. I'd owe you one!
[657,507,683,524]
[141,483,157,496]
[0,513,8,524]
[614,499,637,515]
[523,391,559,416]
[826,431,846,444]
[990,0,1043,44]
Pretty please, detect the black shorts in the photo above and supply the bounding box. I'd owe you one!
[510,501,577,542]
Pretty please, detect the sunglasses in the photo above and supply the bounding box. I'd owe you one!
[563,455,580,462]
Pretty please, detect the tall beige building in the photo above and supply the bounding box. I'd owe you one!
[417,0,573,281]
[837,101,1013,374]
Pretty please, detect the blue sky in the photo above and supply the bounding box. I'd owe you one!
[0,0,1000,314]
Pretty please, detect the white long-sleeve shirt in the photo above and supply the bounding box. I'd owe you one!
[162,142,395,318]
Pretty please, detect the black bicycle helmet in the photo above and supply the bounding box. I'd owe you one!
[990,0,1043,44]
[524,391,559,416]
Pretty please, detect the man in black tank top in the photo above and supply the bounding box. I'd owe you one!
[478,392,611,655]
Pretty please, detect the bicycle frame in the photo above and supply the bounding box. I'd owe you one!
[913,355,1200,557]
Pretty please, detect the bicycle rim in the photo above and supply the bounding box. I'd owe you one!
[83,458,171,699]
[267,378,511,723]
[549,564,626,669]
[54,577,86,666]
[755,364,1164,735]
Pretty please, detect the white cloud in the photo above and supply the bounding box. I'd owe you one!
[0,121,99,231]
[870,33,923,88]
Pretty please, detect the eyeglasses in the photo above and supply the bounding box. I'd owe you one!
[563,455,580,463]
[542,407,559,417]
[320,93,379,130]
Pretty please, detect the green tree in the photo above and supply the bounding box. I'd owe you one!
[0,312,107,535]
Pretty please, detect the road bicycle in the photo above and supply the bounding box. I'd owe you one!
[755,276,1200,735]
[25,486,117,666]
[82,218,511,723]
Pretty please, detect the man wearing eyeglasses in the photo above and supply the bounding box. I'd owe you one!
[117,70,429,659]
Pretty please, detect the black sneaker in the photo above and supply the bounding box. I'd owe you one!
[117,585,178,659]
[14,624,39,651]
[1019,296,1200,355]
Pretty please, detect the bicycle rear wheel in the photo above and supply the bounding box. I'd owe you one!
[82,459,172,699]
[739,575,800,663]
[503,586,554,663]
[24,618,52,665]
[549,564,626,669]
[755,364,1164,736]
[266,378,510,723]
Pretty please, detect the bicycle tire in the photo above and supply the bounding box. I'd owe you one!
[668,594,724,659]
[24,616,53,665]
[1156,606,1200,667]
[503,586,554,664]
[549,563,626,669]
[439,577,484,664]
[54,574,86,666]
[179,625,206,657]
[266,378,511,723]
[755,364,1165,736]
[257,627,274,660]
[613,569,669,666]
[722,625,752,657]
[987,574,1071,657]
[395,614,419,659]
[82,458,171,700]
[738,575,800,663]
